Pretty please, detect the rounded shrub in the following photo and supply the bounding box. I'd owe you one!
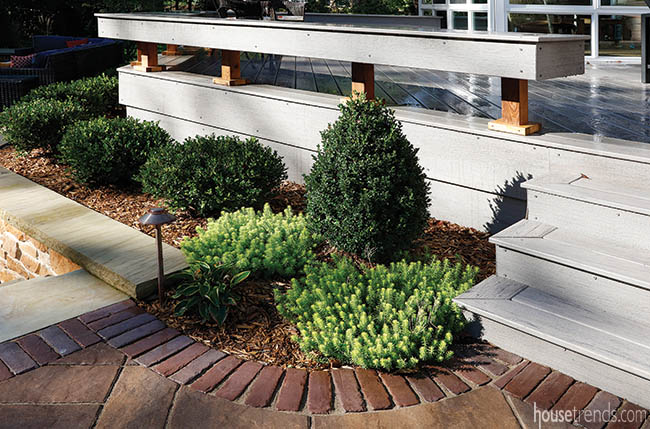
[139,134,287,217]
[22,74,120,117]
[305,95,431,262]
[59,117,173,186]
[0,99,88,154]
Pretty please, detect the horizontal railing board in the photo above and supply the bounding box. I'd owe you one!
[304,13,441,29]
[97,13,587,80]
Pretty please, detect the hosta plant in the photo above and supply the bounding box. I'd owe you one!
[276,256,478,371]
[172,261,250,324]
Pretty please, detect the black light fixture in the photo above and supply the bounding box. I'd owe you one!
[138,207,176,303]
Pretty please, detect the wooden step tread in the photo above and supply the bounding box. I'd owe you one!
[523,174,650,216]
[491,220,650,290]
[455,276,650,381]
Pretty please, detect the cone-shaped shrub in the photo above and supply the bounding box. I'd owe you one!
[305,94,430,262]
[276,256,477,371]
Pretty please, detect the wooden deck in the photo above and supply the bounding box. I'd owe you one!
[179,53,650,143]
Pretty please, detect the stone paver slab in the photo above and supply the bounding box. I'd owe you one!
[153,342,209,377]
[0,269,126,343]
[355,368,391,410]
[191,355,242,393]
[307,371,332,414]
[16,334,59,365]
[575,391,621,429]
[0,364,119,403]
[214,360,263,401]
[312,386,520,429]
[38,325,81,356]
[53,342,126,365]
[98,313,156,339]
[79,300,136,324]
[431,367,470,395]
[525,371,574,410]
[406,373,445,403]
[136,335,193,367]
[87,306,144,331]
[506,395,574,429]
[551,382,598,421]
[379,373,419,407]
[170,349,225,385]
[120,327,179,358]
[106,319,166,348]
[95,366,177,429]
[504,362,550,399]
[58,318,101,347]
[0,404,101,429]
[331,368,365,412]
[0,341,36,374]
[276,368,308,412]
[244,365,284,408]
[168,386,309,429]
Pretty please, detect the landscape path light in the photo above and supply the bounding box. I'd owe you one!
[138,207,176,304]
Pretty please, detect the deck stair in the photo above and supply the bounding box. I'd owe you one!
[454,173,650,409]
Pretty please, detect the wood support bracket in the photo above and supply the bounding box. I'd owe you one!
[350,62,375,100]
[162,44,204,56]
[131,42,165,72]
[488,78,540,136]
[212,50,249,86]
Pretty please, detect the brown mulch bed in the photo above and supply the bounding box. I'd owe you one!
[0,145,495,369]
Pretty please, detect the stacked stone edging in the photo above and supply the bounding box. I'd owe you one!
[1,299,648,426]
[0,219,80,283]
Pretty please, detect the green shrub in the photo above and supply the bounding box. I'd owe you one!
[21,74,120,117]
[59,117,173,186]
[139,134,287,217]
[181,204,321,279]
[276,257,477,371]
[305,95,431,262]
[172,261,250,324]
[0,99,88,154]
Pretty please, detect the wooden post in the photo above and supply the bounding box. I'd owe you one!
[350,62,375,100]
[213,50,248,86]
[131,42,164,72]
[162,44,180,56]
[488,78,540,136]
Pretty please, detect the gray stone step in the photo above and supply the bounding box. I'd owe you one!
[454,275,650,409]
[492,220,650,318]
[523,174,650,251]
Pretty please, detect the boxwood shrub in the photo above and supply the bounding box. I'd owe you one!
[0,99,88,154]
[305,94,431,262]
[59,117,173,186]
[276,256,478,371]
[21,74,120,117]
[180,204,321,279]
[139,134,287,217]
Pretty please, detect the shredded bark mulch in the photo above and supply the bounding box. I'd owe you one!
[0,145,495,369]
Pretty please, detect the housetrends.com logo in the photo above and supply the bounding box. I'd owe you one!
[533,402,647,428]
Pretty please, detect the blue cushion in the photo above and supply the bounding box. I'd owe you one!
[31,38,119,67]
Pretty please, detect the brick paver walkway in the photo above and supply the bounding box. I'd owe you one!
[1,299,648,428]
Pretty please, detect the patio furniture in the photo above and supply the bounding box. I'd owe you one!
[0,75,39,109]
[0,47,33,62]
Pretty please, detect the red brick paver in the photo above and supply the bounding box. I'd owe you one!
[454,364,492,386]
[0,342,37,374]
[379,373,419,407]
[355,368,392,410]
[245,365,284,408]
[406,373,445,403]
[494,360,529,389]
[551,382,598,421]
[58,319,100,347]
[153,342,209,377]
[0,360,12,382]
[137,336,193,367]
[79,299,136,324]
[575,391,621,429]
[214,360,263,401]
[169,349,225,385]
[16,335,59,365]
[525,371,574,409]
[276,368,308,412]
[191,355,242,393]
[331,368,366,412]
[432,368,471,395]
[86,306,144,331]
[98,313,156,339]
[307,371,332,414]
[606,401,648,429]
[504,362,550,399]
[38,326,80,356]
[106,319,166,348]
[121,327,179,358]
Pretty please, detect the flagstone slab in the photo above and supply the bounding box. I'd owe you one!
[0,269,126,343]
[0,167,188,298]
[0,404,101,429]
